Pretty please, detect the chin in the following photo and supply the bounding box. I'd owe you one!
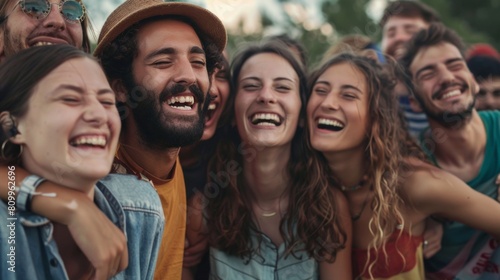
[201,127,216,141]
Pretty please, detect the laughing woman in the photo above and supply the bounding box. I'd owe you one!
[205,42,352,279]
[0,45,163,280]
[307,53,500,279]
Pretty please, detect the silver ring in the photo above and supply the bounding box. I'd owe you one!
[423,240,429,247]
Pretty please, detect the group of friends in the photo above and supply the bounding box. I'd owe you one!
[0,0,499,279]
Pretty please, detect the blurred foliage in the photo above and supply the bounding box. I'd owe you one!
[226,0,500,69]
[420,0,500,50]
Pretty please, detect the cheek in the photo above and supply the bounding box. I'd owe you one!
[218,84,230,107]
[197,73,211,94]
[68,24,84,45]
[108,110,121,134]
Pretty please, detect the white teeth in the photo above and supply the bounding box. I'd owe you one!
[166,96,195,106]
[71,136,107,147]
[252,113,280,123]
[34,42,54,46]
[318,118,344,128]
[441,89,461,99]
[256,122,275,126]
[170,106,192,110]
[208,104,216,110]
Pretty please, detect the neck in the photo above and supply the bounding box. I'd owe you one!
[427,111,485,165]
[243,144,291,203]
[121,120,179,180]
[179,142,202,168]
[323,147,366,189]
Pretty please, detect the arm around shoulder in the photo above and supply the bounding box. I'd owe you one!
[406,164,500,241]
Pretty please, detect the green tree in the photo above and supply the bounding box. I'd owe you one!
[421,0,500,51]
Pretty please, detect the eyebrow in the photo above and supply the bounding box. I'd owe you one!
[145,46,205,61]
[55,84,114,95]
[240,76,296,83]
[415,57,464,78]
[315,81,363,93]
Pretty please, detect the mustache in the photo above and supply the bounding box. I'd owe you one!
[27,31,70,42]
[431,82,466,100]
[159,83,205,104]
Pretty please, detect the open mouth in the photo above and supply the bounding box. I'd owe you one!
[434,86,465,101]
[205,103,217,123]
[31,42,56,47]
[166,95,195,111]
[439,89,461,100]
[317,118,344,132]
[250,113,282,126]
[70,135,107,149]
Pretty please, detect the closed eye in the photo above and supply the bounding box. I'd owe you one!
[242,84,260,91]
[152,60,172,67]
[192,60,206,67]
[313,87,328,95]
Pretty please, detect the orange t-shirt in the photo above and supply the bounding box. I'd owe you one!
[114,147,186,280]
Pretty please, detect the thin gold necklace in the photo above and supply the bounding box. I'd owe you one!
[254,201,279,217]
[254,193,285,218]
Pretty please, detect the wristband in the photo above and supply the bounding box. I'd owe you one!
[17,175,50,212]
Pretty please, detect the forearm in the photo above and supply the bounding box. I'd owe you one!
[1,164,90,225]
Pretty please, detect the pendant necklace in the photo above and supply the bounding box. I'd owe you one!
[340,174,368,192]
[351,188,372,221]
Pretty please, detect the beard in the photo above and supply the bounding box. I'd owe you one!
[126,81,208,149]
[2,25,24,58]
[415,86,476,129]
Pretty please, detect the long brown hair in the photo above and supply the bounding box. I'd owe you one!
[308,53,426,276]
[205,41,347,262]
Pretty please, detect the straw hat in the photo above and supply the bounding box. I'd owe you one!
[94,0,227,56]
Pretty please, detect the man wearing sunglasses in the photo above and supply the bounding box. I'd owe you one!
[0,0,91,62]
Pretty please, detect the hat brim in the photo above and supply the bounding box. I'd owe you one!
[94,2,226,57]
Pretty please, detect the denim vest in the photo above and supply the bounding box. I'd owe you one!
[0,173,164,280]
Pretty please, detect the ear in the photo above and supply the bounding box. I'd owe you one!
[409,95,423,113]
[471,77,480,95]
[111,79,128,103]
[0,112,25,145]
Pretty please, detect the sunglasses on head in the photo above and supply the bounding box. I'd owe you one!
[5,0,86,24]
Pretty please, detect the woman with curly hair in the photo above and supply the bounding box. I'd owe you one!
[205,41,352,279]
[307,53,500,279]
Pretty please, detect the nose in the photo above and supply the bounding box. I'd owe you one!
[42,3,66,31]
[256,85,277,104]
[393,29,411,44]
[172,58,197,86]
[83,99,107,126]
[320,91,340,111]
[437,66,455,86]
[209,82,219,102]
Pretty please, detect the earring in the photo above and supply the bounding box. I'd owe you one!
[1,139,23,160]
[9,125,19,137]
